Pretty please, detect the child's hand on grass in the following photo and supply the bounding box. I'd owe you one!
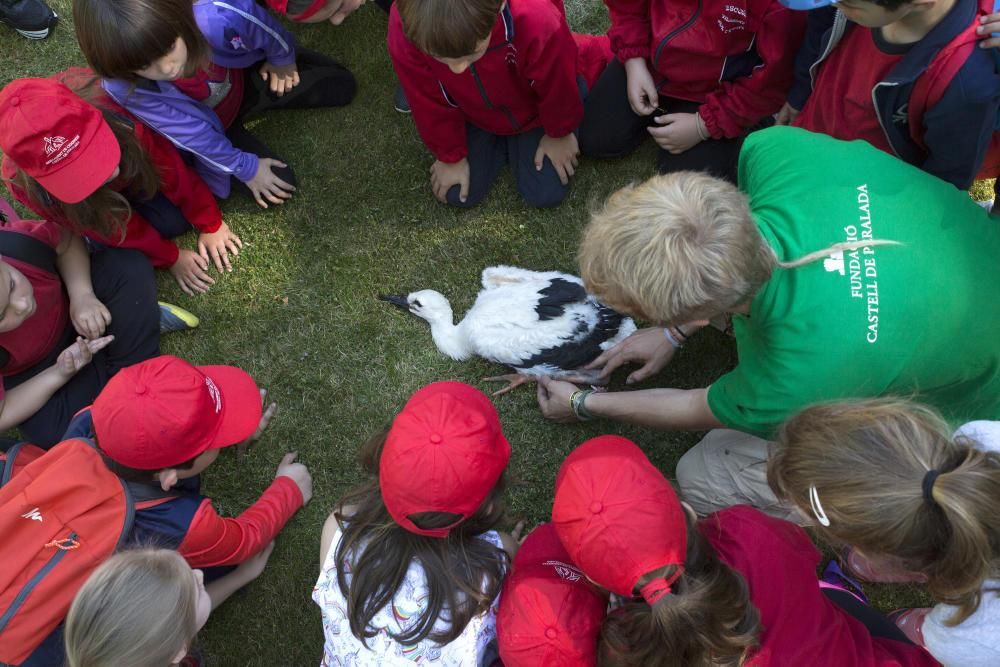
[56,336,114,377]
[649,112,705,154]
[259,62,301,96]
[198,222,243,273]
[430,158,470,203]
[69,291,111,339]
[237,388,278,458]
[276,452,313,505]
[979,13,1000,48]
[774,102,800,126]
[170,249,216,296]
[329,0,366,24]
[247,158,296,209]
[535,133,579,185]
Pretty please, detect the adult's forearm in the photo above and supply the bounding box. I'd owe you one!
[585,387,723,431]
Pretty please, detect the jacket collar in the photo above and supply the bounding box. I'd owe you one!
[880,0,979,84]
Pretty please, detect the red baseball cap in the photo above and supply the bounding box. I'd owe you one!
[380,381,511,538]
[268,0,327,20]
[497,523,608,667]
[552,436,688,601]
[0,78,119,204]
[93,356,263,470]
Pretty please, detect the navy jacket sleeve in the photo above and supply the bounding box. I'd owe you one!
[787,6,839,111]
[921,51,1000,190]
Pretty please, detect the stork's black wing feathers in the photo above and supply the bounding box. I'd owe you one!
[534,279,587,321]
[515,300,628,372]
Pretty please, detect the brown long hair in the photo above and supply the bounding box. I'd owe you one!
[599,512,760,667]
[769,398,1000,625]
[73,0,210,83]
[334,429,509,647]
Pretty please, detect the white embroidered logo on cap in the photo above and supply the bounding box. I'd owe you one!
[43,134,81,166]
[544,560,582,582]
[204,377,222,413]
[43,136,66,156]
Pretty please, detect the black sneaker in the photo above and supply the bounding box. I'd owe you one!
[393,83,410,114]
[0,0,57,39]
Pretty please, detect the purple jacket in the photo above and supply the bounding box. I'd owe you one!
[99,0,297,197]
[195,0,296,69]
[102,78,254,198]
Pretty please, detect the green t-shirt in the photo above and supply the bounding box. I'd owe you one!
[707,127,1000,438]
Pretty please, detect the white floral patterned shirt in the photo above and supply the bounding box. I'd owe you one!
[313,528,503,666]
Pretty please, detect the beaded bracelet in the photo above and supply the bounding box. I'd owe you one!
[663,327,684,349]
[569,389,595,421]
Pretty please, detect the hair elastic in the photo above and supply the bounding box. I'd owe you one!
[638,568,684,605]
[808,484,831,527]
[922,469,941,504]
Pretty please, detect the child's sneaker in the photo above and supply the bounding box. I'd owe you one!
[158,302,200,334]
[0,0,57,39]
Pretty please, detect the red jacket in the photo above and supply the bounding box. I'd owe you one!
[606,0,805,138]
[704,507,940,666]
[1,70,222,268]
[388,0,611,163]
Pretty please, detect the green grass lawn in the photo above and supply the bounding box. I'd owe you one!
[0,3,966,663]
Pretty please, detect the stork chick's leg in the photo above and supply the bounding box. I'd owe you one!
[482,373,535,396]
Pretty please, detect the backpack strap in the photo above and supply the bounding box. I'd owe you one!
[0,230,57,275]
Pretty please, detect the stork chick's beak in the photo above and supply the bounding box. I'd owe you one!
[379,294,412,312]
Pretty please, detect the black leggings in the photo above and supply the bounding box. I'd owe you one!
[228,48,357,198]
[578,59,748,183]
[4,247,160,447]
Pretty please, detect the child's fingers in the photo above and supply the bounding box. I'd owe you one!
[555,161,569,186]
[230,234,244,250]
[533,144,545,171]
[292,71,301,87]
[459,177,469,203]
[280,452,298,467]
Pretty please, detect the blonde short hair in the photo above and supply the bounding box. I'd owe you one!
[65,549,198,667]
[578,172,773,325]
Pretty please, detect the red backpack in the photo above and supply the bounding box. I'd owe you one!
[908,0,1000,179]
[0,439,163,665]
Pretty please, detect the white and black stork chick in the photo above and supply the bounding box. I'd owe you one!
[380,265,636,394]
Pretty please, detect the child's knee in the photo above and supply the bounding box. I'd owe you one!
[521,183,569,209]
[445,183,487,208]
[518,167,570,208]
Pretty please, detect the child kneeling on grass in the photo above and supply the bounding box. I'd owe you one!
[0,73,237,296]
[0,198,194,447]
[313,381,517,665]
[769,398,1000,667]
[65,545,275,667]
[388,0,612,208]
[74,0,356,210]
[552,435,940,666]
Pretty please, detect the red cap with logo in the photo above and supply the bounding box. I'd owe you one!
[497,523,608,667]
[266,0,327,20]
[552,436,688,602]
[379,381,510,538]
[93,356,263,470]
[0,78,119,205]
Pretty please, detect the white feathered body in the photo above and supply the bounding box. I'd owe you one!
[426,266,636,377]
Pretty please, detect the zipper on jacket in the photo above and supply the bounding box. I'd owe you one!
[0,532,79,635]
[809,10,848,89]
[653,0,703,72]
[469,63,521,130]
[871,81,903,157]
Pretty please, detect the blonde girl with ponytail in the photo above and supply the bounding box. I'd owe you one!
[65,545,274,667]
[769,398,1000,666]
[553,435,940,667]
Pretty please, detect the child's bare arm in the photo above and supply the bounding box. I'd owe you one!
[55,232,111,339]
[206,542,276,610]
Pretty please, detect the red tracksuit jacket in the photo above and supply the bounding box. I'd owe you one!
[387,0,610,164]
[606,0,806,138]
[2,69,222,268]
